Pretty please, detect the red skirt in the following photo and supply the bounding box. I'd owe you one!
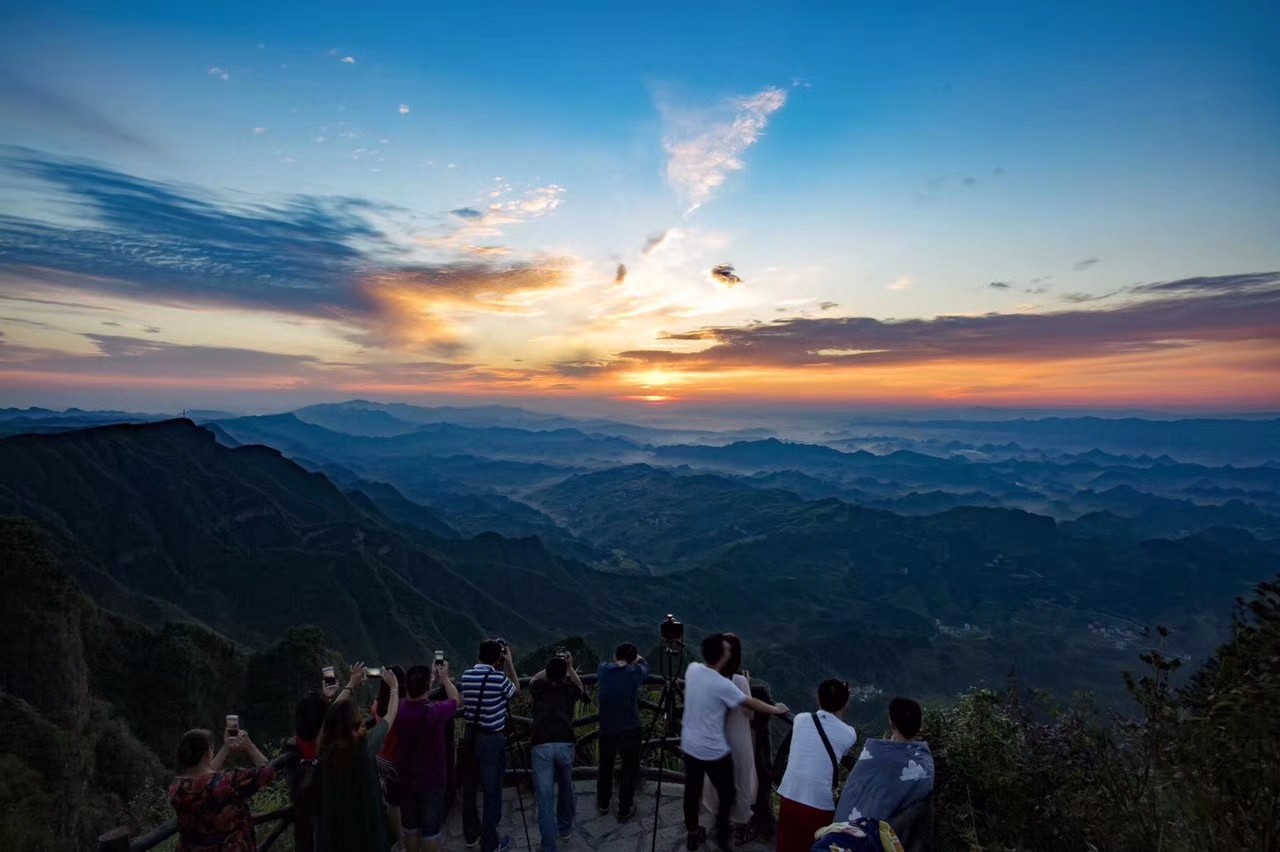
[777,796,834,852]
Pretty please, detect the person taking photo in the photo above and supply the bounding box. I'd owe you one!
[596,642,649,820]
[459,639,520,852]
[394,660,461,852]
[168,723,272,852]
[317,663,400,852]
[530,651,585,852]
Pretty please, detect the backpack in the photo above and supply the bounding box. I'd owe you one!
[812,819,904,852]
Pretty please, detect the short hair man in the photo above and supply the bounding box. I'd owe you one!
[775,679,858,852]
[596,642,650,820]
[530,652,586,852]
[393,661,461,852]
[682,633,789,852]
[834,697,934,851]
[459,639,521,852]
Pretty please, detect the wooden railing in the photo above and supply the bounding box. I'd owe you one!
[99,671,795,851]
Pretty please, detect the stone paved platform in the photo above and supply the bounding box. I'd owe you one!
[439,780,773,852]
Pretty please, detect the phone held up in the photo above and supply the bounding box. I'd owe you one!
[322,665,337,687]
[365,666,383,678]
[225,714,239,738]
[434,650,445,666]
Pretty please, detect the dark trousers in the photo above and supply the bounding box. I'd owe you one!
[597,729,642,812]
[683,752,735,848]
[460,730,507,852]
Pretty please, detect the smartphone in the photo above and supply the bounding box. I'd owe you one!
[365,666,383,678]
[434,650,445,665]
[225,714,239,737]
[322,665,337,686]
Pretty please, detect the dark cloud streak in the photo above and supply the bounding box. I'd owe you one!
[613,272,1280,370]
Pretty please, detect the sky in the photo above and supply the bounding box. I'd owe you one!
[1,0,1278,414]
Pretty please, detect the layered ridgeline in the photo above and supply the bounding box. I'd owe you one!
[0,419,638,660]
[3,418,1275,712]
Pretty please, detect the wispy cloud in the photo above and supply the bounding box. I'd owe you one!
[662,86,788,216]
[1073,256,1101,271]
[0,68,156,152]
[426,184,566,253]
[0,150,575,357]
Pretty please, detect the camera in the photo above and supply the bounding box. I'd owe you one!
[434,650,445,666]
[660,614,684,644]
[365,666,383,678]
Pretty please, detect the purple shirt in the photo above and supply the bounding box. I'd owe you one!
[392,698,457,788]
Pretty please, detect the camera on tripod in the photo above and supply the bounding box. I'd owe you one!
[660,613,683,651]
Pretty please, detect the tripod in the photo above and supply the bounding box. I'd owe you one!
[646,642,686,852]
[507,735,534,850]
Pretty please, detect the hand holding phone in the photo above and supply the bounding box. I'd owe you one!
[225,714,240,741]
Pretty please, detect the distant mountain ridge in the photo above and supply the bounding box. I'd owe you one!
[0,419,627,661]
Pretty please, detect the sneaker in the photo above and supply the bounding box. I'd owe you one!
[559,828,574,840]
[598,804,610,816]
[496,838,514,852]
[465,838,480,849]
[686,826,707,851]
[617,805,635,822]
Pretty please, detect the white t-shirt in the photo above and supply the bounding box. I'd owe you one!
[680,662,749,760]
[777,710,858,810]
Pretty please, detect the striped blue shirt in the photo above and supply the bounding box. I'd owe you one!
[460,664,517,732]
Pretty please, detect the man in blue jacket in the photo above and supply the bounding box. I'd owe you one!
[596,642,650,820]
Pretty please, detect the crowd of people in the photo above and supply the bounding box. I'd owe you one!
[165,632,934,852]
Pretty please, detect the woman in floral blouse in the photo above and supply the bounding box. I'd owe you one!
[168,725,274,852]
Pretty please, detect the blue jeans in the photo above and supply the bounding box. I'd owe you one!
[462,730,507,852]
[532,742,576,852]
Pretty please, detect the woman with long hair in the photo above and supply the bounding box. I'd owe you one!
[702,633,758,844]
[372,664,406,847]
[168,725,273,852]
[317,663,400,852]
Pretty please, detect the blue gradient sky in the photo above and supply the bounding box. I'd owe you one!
[1,0,1278,411]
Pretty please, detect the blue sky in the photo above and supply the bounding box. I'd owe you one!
[1,0,1278,411]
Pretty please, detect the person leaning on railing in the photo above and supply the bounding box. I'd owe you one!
[167,724,273,852]
[682,633,789,852]
[775,679,858,852]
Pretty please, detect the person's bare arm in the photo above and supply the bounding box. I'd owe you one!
[229,731,268,767]
[502,646,521,694]
[743,696,789,716]
[435,662,461,703]
[565,654,585,691]
[209,741,232,770]
[379,669,400,727]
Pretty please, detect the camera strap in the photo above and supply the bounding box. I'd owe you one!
[810,712,841,805]
[466,671,492,748]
